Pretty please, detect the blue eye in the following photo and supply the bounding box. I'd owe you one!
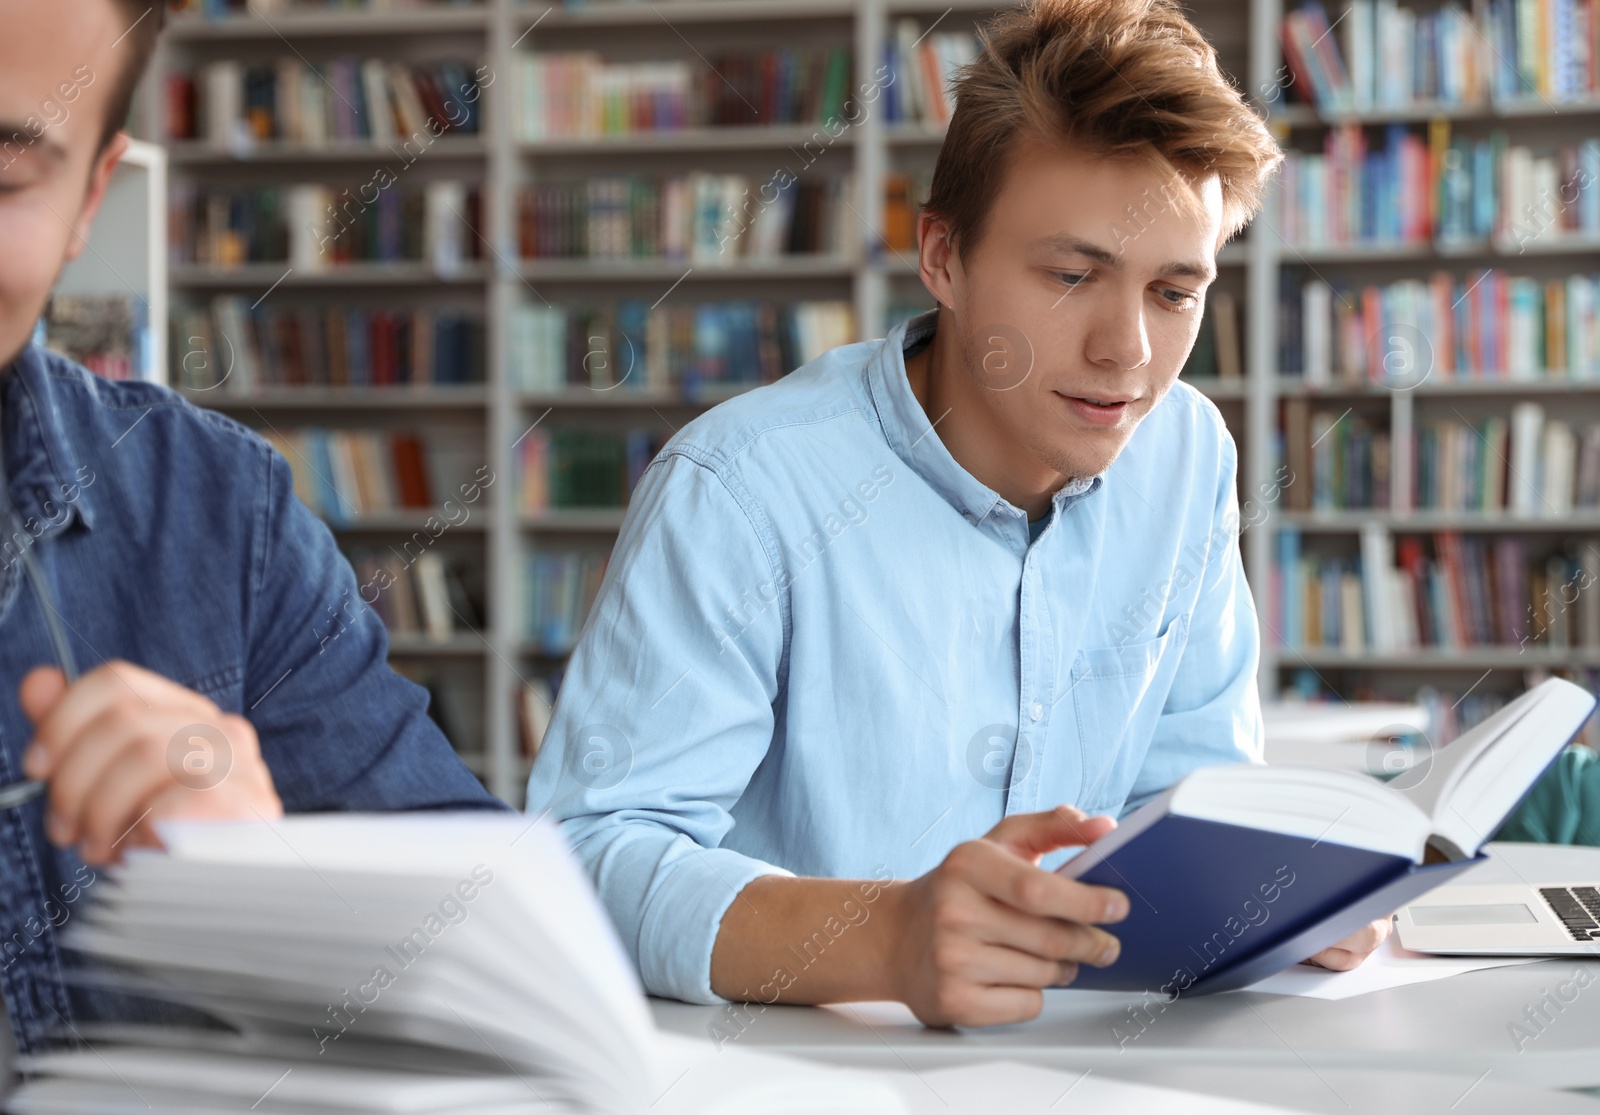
[1054,272,1089,289]
[1161,288,1200,311]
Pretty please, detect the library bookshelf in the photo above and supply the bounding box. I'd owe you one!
[139,0,1600,802]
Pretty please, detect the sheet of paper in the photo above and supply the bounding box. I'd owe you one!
[1240,932,1539,1000]
[885,1061,1304,1114]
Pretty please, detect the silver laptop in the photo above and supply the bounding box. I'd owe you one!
[1397,883,1600,955]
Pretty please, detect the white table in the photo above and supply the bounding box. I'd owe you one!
[651,843,1600,1112]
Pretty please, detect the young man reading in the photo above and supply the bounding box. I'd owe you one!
[0,0,503,1072]
[528,0,1390,1028]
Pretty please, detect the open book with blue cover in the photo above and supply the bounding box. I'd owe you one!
[1057,677,1596,996]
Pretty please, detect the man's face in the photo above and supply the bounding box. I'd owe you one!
[932,136,1226,482]
[0,0,130,370]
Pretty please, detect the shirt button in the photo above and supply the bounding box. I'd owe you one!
[1030,702,1043,722]
[963,511,978,524]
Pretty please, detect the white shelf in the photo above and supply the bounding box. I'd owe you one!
[1281,235,1600,262]
[520,386,753,408]
[522,509,629,532]
[518,125,856,155]
[168,138,488,165]
[517,257,856,281]
[387,635,491,657]
[1280,648,1600,670]
[171,263,491,288]
[1272,96,1600,126]
[166,6,490,39]
[322,512,490,534]
[184,387,490,410]
[1277,512,1600,533]
[1277,377,1600,397]
[517,0,857,26]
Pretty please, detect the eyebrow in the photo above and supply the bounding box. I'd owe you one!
[0,122,69,166]
[1035,233,1216,284]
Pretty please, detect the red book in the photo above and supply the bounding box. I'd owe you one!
[370,313,393,387]
[390,434,432,508]
[1435,532,1474,648]
[1397,536,1431,645]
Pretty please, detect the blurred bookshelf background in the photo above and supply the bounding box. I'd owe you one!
[42,0,1598,804]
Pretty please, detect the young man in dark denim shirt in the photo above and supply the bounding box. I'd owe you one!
[0,0,505,1069]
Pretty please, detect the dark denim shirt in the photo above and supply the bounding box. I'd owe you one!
[0,342,505,1053]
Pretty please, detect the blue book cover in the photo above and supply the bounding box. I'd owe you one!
[1060,811,1457,994]
[1055,678,1595,996]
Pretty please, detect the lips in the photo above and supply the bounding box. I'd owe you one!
[1057,391,1136,428]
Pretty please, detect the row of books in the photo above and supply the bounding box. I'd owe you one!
[169,181,483,271]
[1430,670,1600,749]
[40,295,151,383]
[525,550,608,654]
[1280,268,1600,382]
[1276,125,1599,248]
[517,173,851,262]
[1278,400,1600,514]
[512,47,854,139]
[1279,404,1392,511]
[346,548,481,643]
[1279,0,1600,112]
[260,428,434,522]
[879,18,978,127]
[1274,529,1600,654]
[168,57,484,147]
[173,299,484,391]
[518,428,663,512]
[510,299,855,394]
[1413,409,1600,515]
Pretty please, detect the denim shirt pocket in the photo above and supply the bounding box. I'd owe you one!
[1072,612,1190,812]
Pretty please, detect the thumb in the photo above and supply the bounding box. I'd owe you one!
[986,805,1117,863]
[19,667,69,728]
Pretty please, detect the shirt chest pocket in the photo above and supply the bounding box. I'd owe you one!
[1071,612,1190,812]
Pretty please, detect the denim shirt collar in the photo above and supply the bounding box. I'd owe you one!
[1,343,98,535]
[865,309,1103,528]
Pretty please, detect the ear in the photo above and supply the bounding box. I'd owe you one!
[63,132,129,263]
[915,209,962,312]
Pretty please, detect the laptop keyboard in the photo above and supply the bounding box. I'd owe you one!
[1540,886,1600,941]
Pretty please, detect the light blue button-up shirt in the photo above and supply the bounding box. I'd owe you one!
[527,309,1264,1005]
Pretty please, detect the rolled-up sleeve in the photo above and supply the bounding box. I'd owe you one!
[1120,424,1264,818]
[527,449,793,1003]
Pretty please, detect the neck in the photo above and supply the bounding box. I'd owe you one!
[902,313,1072,521]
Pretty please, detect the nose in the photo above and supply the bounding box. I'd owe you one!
[1082,292,1152,372]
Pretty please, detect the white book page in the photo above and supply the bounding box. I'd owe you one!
[1392,678,1594,856]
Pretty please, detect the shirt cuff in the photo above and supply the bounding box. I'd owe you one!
[637,846,793,1004]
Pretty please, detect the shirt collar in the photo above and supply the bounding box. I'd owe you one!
[1,342,98,534]
[866,310,1103,526]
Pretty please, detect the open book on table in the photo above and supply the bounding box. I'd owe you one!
[9,814,906,1115]
[1056,676,1596,995]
